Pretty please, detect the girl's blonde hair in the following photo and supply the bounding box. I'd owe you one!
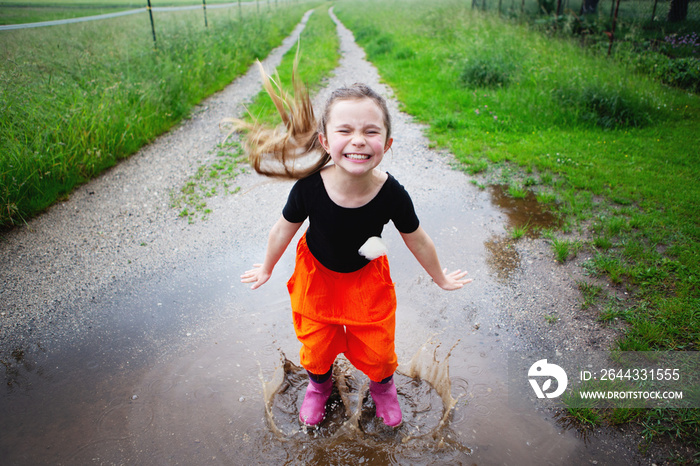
[227,61,391,180]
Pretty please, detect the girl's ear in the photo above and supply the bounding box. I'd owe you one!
[384,137,393,153]
[319,133,329,153]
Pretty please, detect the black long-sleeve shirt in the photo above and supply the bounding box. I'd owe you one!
[282,171,420,273]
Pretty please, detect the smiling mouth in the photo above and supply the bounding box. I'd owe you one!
[344,153,370,160]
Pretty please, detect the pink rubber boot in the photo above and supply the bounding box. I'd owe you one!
[299,376,333,426]
[369,376,402,427]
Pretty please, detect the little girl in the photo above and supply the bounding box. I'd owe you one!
[239,65,471,427]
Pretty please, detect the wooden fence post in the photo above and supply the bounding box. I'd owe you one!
[607,0,621,56]
[146,0,156,47]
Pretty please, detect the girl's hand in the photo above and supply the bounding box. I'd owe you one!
[436,268,472,291]
[241,264,271,290]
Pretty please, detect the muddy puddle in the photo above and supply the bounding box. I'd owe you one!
[488,185,560,235]
[0,181,619,465]
[483,185,560,282]
[0,311,587,465]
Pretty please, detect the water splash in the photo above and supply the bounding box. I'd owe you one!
[262,340,472,460]
[398,340,458,438]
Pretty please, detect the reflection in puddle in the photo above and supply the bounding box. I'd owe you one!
[488,184,560,235]
[484,185,560,282]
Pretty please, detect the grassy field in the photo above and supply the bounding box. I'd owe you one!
[0,0,270,25]
[0,1,318,226]
[334,0,698,454]
[1,0,140,25]
[465,0,700,94]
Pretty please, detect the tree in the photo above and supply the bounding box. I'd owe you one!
[580,0,601,15]
[668,0,689,22]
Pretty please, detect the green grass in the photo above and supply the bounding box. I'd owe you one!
[173,4,340,221]
[0,0,258,25]
[510,221,530,239]
[170,140,247,223]
[507,183,527,199]
[335,0,699,455]
[0,1,319,227]
[335,0,699,350]
[578,281,603,309]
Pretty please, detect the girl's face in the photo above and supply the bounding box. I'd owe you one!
[319,98,393,178]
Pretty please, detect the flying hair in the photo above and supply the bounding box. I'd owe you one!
[225,54,392,180]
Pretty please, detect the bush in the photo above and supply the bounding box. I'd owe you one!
[394,45,415,60]
[365,34,395,57]
[537,0,556,14]
[633,54,700,93]
[352,25,398,58]
[459,55,514,88]
[556,85,655,129]
[352,24,379,43]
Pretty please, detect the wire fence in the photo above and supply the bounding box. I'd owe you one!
[0,1,282,31]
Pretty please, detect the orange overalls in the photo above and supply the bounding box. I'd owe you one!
[287,234,398,382]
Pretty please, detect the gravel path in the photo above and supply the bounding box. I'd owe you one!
[1,7,660,464]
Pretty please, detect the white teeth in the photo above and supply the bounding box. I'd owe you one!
[345,154,369,160]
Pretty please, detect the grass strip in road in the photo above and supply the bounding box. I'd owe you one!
[174,4,340,221]
[239,6,339,126]
[334,0,699,454]
[0,1,318,227]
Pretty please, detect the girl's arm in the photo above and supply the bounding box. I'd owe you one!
[400,226,472,291]
[241,216,303,290]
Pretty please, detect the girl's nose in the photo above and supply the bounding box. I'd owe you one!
[351,133,366,146]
